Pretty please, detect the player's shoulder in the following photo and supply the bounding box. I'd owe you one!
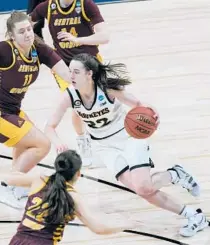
[0,41,13,52]
[33,41,55,59]
[34,41,53,52]
[29,174,50,195]
[0,41,14,67]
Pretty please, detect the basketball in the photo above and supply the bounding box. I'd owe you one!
[124,106,158,139]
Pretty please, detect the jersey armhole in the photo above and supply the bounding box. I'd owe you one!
[104,91,115,104]
[0,41,16,71]
[47,0,53,23]
[80,0,91,22]
[66,88,75,108]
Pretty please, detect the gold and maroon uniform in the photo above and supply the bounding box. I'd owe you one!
[9,179,76,245]
[31,0,104,90]
[0,41,61,147]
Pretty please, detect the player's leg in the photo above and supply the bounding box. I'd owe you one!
[0,112,50,208]
[124,138,199,196]
[151,165,200,196]
[12,111,34,164]
[117,139,208,237]
[119,167,208,237]
[11,125,50,173]
[75,116,92,167]
[10,111,45,200]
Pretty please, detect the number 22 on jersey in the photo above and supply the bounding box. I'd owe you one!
[22,197,48,230]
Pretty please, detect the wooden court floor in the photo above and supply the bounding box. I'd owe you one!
[0,0,210,244]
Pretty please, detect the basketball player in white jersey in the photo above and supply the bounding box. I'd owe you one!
[44,53,209,237]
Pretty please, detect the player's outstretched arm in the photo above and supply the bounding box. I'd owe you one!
[51,60,72,85]
[71,192,140,235]
[0,172,37,187]
[108,89,142,108]
[44,91,72,153]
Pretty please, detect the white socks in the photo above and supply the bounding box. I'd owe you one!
[168,170,179,184]
[13,186,29,200]
[180,206,197,219]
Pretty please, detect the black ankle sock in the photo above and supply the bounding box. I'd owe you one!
[1,181,7,187]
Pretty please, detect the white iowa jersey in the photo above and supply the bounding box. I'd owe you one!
[67,86,126,139]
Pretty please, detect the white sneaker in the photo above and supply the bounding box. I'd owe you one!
[179,209,209,237]
[77,133,93,168]
[168,165,200,196]
[12,186,29,200]
[0,185,26,210]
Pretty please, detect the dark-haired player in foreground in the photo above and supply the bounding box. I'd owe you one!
[0,150,139,244]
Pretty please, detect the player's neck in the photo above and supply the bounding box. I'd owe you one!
[59,0,74,8]
[13,41,31,58]
[80,82,95,99]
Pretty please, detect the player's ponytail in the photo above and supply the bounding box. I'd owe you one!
[72,53,132,92]
[32,150,82,225]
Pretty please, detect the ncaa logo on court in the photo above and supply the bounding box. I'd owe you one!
[98,95,104,101]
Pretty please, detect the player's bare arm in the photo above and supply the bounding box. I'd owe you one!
[0,172,38,187]
[71,192,139,235]
[108,89,159,121]
[44,91,72,153]
[51,60,72,85]
[57,22,109,46]
[107,89,142,108]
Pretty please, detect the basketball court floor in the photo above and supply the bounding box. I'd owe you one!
[0,0,210,244]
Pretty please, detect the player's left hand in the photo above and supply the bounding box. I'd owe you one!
[57,31,77,43]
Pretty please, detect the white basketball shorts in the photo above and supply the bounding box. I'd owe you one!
[91,129,154,179]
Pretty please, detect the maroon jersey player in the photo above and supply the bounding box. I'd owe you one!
[0,150,137,244]
[0,11,72,209]
[30,0,108,68]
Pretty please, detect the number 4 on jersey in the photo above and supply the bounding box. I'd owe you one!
[61,27,78,37]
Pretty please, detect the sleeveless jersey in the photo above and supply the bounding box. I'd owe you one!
[67,86,126,139]
[17,179,76,243]
[47,0,99,65]
[0,41,40,114]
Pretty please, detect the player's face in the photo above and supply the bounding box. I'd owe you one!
[69,60,93,91]
[12,20,34,49]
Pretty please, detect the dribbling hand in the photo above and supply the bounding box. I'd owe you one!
[145,105,160,127]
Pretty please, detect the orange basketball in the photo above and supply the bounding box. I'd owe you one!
[124,106,158,139]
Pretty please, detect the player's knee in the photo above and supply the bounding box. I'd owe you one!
[38,137,51,156]
[134,183,155,198]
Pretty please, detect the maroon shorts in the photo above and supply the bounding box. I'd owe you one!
[9,233,56,245]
